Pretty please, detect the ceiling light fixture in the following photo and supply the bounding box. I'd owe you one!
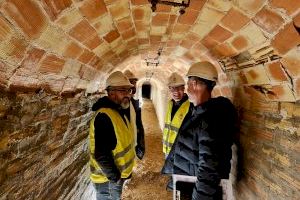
[148,0,190,15]
[145,47,163,67]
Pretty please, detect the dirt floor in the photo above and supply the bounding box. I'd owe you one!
[122,99,172,200]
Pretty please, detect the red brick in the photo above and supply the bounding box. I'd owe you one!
[132,7,144,20]
[63,42,83,59]
[79,0,107,21]
[130,0,148,5]
[189,0,206,11]
[39,54,65,74]
[266,61,288,82]
[186,33,201,43]
[121,28,135,40]
[152,13,169,26]
[192,42,208,53]
[270,0,300,16]
[211,43,237,58]
[177,8,198,25]
[207,25,233,43]
[135,21,148,32]
[116,17,133,32]
[155,4,172,12]
[0,15,12,41]
[221,8,250,32]
[281,57,300,78]
[69,19,102,50]
[41,76,65,93]
[182,52,195,62]
[138,38,149,45]
[150,35,161,43]
[41,0,72,21]
[109,2,131,21]
[166,40,180,47]
[118,49,129,59]
[9,75,40,92]
[253,7,285,34]
[266,84,295,102]
[79,66,97,80]
[78,49,95,64]
[169,15,177,24]
[85,35,103,50]
[201,36,219,49]
[172,24,190,33]
[271,22,300,55]
[180,40,195,49]
[21,47,45,70]
[231,35,249,50]
[103,30,120,43]
[102,50,115,61]
[88,56,103,70]
[7,37,28,62]
[127,38,138,49]
[2,0,47,39]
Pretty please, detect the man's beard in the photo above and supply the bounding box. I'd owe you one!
[120,98,130,109]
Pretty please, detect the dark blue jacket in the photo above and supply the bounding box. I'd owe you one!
[161,96,237,200]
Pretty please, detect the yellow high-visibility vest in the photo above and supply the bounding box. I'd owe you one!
[163,99,190,155]
[89,108,136,183]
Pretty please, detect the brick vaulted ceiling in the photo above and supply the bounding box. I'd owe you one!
[0,0,299,94]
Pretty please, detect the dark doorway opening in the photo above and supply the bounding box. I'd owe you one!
[142,83,151,99]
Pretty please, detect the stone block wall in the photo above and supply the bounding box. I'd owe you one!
[0,90,100,200]
[231,86,300,199]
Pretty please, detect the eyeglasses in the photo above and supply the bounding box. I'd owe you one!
[110,88,133,94]
[169,85,184,92]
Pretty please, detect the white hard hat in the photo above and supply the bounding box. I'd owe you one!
[186,61,218,81]
[106,71,133,88]
[167,72,185,87]
[124,69,138,80]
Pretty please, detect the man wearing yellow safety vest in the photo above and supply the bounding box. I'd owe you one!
[163,72,191,158]
[89,71,136,200]
[124,70,145,160]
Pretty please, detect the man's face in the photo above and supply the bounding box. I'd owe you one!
[168,85,185,102]
[187,78,206,104]
[108,87,132,109]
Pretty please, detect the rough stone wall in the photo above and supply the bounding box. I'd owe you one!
[0,90,100,200]
[231,86,300,199]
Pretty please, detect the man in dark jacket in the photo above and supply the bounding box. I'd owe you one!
[124,69,145,159]
[89,71,136,200]
[161,61,237,200]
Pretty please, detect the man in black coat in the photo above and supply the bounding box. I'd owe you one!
[161,61,237,200]
[124,69,145,160]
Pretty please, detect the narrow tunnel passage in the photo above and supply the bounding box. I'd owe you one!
[122,99,171,200]
[142,84,151,99]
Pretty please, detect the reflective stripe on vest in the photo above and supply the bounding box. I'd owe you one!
[89,107,136,183]
[163,99,190,155]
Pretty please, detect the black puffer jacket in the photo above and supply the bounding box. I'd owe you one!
[161,96,237,200]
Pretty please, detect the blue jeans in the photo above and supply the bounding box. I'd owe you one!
[94,180,124,200]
